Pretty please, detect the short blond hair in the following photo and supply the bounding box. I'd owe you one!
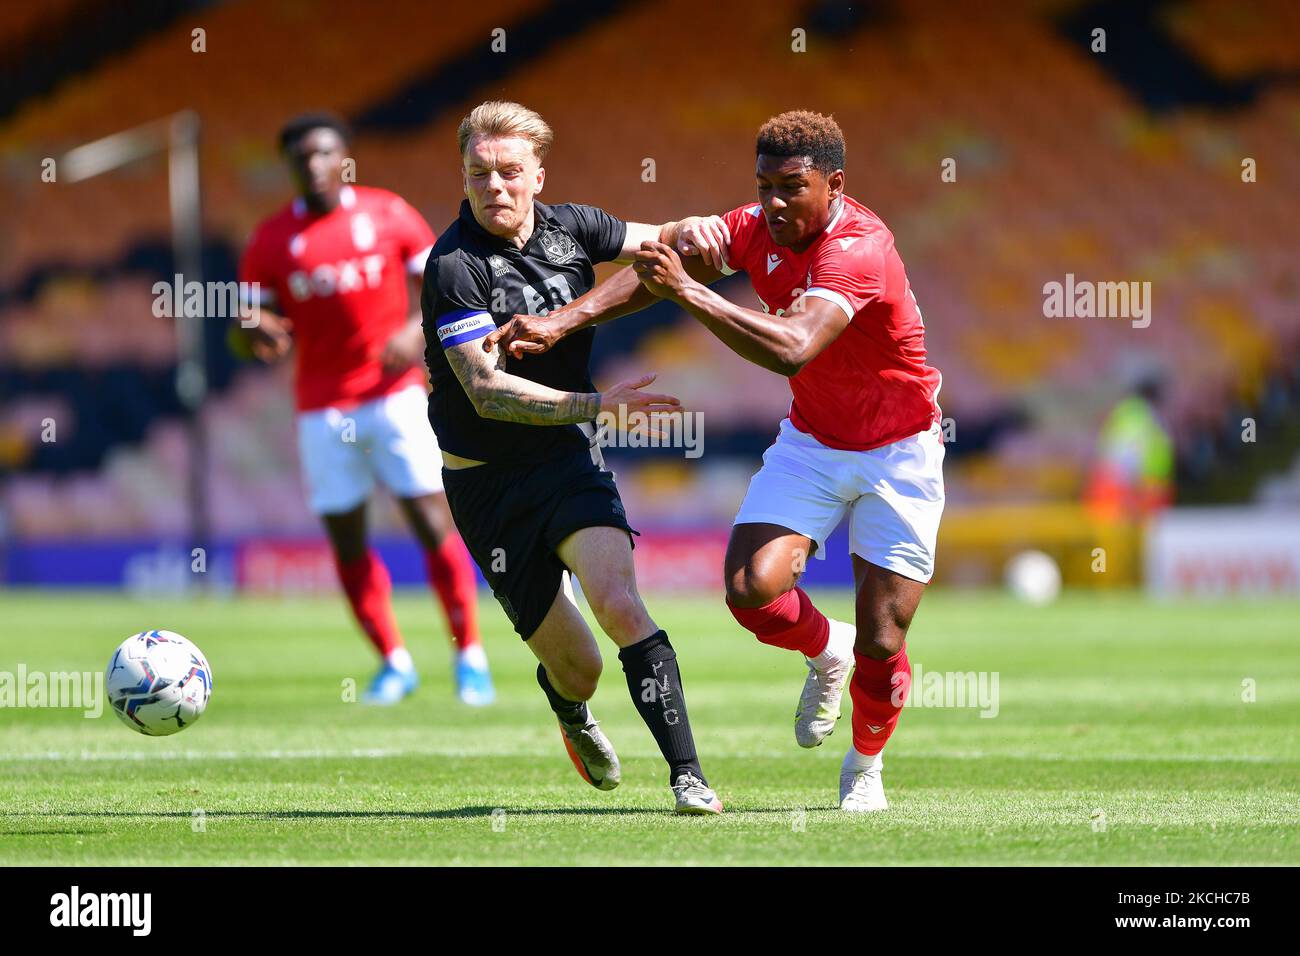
[457,101,554,162]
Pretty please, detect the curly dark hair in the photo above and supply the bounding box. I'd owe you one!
[756,110,845,175]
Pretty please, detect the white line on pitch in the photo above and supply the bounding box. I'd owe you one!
[0,748,1292,764]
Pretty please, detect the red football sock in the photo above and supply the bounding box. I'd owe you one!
[424,535,481,651]
[849,644,912,756]
[727,587,829,658]
[335,549,403,657]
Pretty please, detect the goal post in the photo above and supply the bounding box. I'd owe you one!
[61,110,209,567]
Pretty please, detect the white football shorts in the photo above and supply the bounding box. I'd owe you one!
[733,418,946,583]
[296,384,444,515]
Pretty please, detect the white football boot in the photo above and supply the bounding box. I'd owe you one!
[671,771,723,815]
[839,748,888,812]
[794,618,856,748]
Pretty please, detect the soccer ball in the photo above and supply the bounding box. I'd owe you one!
[1004,550,1062,606]
[105,630,213,736]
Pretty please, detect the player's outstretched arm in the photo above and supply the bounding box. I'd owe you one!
[445,334,680,426]
[485,216,729,359]
[634,241,850,377]
[618,216,730,269]
[486,258,720,359]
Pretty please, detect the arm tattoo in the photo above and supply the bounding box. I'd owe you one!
[445,338,599,425]
[479,390,600,424]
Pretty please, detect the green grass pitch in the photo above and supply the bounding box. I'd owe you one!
[1,589,1296,865]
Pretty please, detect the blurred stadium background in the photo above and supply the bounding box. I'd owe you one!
[2,0,1298,599]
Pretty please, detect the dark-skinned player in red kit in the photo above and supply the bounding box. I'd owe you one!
[488,111,944,810]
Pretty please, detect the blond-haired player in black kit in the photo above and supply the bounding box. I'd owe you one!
[422,101,726,813]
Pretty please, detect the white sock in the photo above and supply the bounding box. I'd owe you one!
[810,619,854,668]
[386,647,414,672]
[842,746,881,774]
[457,643,488,669]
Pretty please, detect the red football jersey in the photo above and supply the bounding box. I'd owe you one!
[720,195,941,451]
[239,185,435,411]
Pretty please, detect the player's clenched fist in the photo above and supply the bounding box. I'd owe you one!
[634,241,691,298]
[674,214,731,270]
[483,313,560,358]
[239,311,294,363]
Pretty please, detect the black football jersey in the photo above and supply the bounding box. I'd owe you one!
[421,199,627,464]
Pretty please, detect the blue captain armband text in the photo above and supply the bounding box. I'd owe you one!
[436,310,497,348]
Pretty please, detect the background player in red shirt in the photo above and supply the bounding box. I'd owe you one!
[490,111,944,811]
[237,113,493,707]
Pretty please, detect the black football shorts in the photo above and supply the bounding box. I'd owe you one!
[441,442,638,640]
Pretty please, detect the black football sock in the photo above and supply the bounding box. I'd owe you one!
[617,630,705,785]
[536,664,589,726]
